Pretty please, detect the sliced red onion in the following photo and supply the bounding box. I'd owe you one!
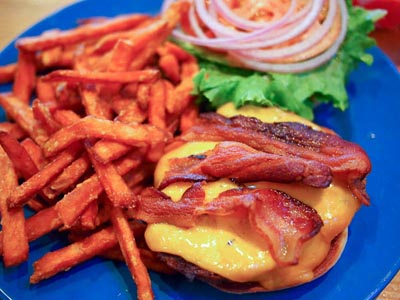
[194,0,239,37]
[188,4,208,38]
[211,0,324,49]
[237,0,337,61]
[171,0,324,50]
[161,0,348,74]
[212,0,297,31]
[231,0,348,73]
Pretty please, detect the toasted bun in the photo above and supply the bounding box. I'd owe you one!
[157,230,348,294]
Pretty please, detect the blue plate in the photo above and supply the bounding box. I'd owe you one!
[1,1,399,299]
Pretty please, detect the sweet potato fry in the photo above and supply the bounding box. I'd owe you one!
[54,82,83,111]
[92,18,167,55]
[43,116,169,157]
[0,122,27,140]
[38,46,63,67]
[102,39,139,96]
[42,69,160,85]
[164,60,199,115]
[169,79,196,115]
[180,101,199,132]
[108,39,137,72]
[0,206,63,256]
[114,100,147,124]
[158,53,180,84]
[79,201,99,230]
[0,135,47,214]
[91,99,147,164]
[120,83,138,98]
[80,85,113,119]
[7,142,82,208]
[162,41,196,63]
[30,226,118,284]
[13,50,36,104]
[36,44,77,70]
[55,150,143,227]
[32,99,61,135]
[125,11,181,72]
[21,138,47,169]
[162,0,191,30]
[26,206,63,242]
[129,41,161,71]
[92,29,137,55]
[48,152,91,195]
[0,132,39,179]
[53,109,81,126]
[36,78,56,102]
[86,141,136,207]
[148,80,166,129]
[0,63,17,84]
[0,93,48,145]
[0,147,28,267]
[37,46,75,70]
[55,109,135,164]
[164,80,176,115]
[113,23,166,70]
[91,140,132,164]
[136,83,151,110]
[55,174,104,228]
[17,14,150,52]
[110,206,153,300]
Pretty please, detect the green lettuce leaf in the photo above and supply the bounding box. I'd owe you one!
[179,3,385,120]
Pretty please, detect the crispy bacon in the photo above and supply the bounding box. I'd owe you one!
[135,183,323,266]
[160,141,332,190]
[135,183,204,228]
[179,113,372,205]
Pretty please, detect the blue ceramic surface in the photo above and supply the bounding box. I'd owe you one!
[0,1,399,299]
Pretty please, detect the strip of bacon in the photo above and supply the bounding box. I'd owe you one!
[159,141,332,189]
[179,113,372,205]
[135,183,323,266]
[135,183,204,228]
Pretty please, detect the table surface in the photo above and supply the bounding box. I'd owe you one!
[0,1,399,299]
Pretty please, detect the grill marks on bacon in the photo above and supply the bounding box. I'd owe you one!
[180,113,372,205]
[159,141,332,190]
[135,183,323,266]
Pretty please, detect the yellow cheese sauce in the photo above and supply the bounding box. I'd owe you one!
[145,105,361,290]
[146,214,277,283]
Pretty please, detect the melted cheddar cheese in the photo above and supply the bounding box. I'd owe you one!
[145,104,361,290]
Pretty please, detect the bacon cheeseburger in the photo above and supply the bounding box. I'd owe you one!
[133,104,372,293]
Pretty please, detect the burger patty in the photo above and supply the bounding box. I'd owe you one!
[157,231,347,294]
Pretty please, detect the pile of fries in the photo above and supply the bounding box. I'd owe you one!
[0,2,197,299]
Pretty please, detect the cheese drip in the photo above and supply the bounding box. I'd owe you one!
[145,105,360,290]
